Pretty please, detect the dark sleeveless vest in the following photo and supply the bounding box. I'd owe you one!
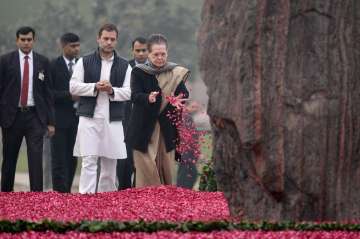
[76,50,129,121]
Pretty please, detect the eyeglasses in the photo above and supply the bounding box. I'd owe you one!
[134,49,147,53]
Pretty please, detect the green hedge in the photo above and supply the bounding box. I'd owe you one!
[199,161,217,191]
[1,220,360,233]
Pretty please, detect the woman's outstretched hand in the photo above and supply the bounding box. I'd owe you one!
[167,93,187,110]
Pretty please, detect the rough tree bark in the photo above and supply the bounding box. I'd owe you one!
[198,0,360,221]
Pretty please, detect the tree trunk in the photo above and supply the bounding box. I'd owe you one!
[198,0,360,221]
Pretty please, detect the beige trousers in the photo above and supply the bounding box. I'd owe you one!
[133,122,176,187]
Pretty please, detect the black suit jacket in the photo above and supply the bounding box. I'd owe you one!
[50,56,78,128]
[128,59,136,68]
[0,50,55,128]
[126,67,189,153]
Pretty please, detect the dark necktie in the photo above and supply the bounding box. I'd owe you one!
[68,61,74,76]
[20,55,29,107]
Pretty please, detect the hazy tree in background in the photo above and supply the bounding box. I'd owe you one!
[0,26,14,55]
[0,0,201,76]
[107,0,200,73]
[31,2,94,58]
[92,0,108,26]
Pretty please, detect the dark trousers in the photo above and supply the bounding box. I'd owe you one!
[51,125,77,193]
[1,109,45,192]
[116,143,134,190]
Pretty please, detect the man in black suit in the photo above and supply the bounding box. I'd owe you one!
[117,36,148,189]
[128,37,148,68]
[0,26,55,192]
[50,33,80,193]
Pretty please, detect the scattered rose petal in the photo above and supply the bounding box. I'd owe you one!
[0,186,229,222]
[1,231,360,239]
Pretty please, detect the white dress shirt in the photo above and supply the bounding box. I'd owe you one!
[63,56,75,71]
[18,50,34,106]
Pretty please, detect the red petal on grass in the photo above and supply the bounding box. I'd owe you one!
[1,231,360,239]
[0,186,229,222]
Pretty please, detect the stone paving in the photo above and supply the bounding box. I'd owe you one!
[11,172,80,193]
